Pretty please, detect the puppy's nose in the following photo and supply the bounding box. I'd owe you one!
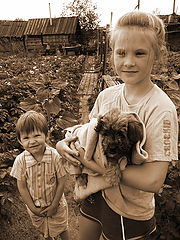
[109,147,117,154]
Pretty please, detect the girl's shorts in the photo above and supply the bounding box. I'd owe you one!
[80,191,156,240]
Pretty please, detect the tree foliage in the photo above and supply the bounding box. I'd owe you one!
[61,0,100,30]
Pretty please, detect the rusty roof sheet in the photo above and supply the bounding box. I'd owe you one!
[0,20,27,37]
[24,16,79,36]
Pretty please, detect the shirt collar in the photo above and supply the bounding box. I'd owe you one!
[25,146,52,168]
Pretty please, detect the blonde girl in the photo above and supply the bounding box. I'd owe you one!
[56,11,178,240]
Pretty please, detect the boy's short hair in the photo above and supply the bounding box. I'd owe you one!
[16,111,48,141]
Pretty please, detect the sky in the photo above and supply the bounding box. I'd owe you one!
[0,0,179,26]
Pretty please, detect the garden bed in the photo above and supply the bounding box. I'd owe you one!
[0,52,180,240]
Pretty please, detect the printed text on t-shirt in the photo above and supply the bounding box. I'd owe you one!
[163,120,171,156]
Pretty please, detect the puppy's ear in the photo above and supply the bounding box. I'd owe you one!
[128,120,143,144]
[95,116,104,132]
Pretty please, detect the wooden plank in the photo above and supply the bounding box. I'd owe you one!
[102,75,120,88]
[78,73,98,95]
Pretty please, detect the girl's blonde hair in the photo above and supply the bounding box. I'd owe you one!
[110,11,167,62]
[16,111,48,141]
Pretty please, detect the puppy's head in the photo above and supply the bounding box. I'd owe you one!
[95,109,143,164]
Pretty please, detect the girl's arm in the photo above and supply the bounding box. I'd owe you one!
[56,135,106,174]
[78,156,105,175]
[75,141,169,193]
[17,178,42,216]
[121,160,169,193]
[83,159,105,174]
[74,140,105,174]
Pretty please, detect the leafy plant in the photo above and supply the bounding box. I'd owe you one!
[19,74,79,145]
[61,0,100,30]
[0,54,84,222]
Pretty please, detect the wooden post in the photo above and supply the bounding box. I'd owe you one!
[100,29,103,63]
[49,3,52,25]
[97,28,99,58]
[138,0,140,10]
[9,37,14,54]
[110,12,113,28]
[102,32,106,75]
[173,0,176,14]
[23,35,27,52]
[102,25,110,90]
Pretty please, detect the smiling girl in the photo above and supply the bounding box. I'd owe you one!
[56,11,179,240]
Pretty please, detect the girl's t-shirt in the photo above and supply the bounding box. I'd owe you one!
[89,83,178,220]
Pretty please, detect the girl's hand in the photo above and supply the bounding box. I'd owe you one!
[74,141,85,164]
[56,136,80,166]
[40,205,58,217]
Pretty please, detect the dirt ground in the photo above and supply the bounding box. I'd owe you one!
[0,52,179,240]
[0,174,80,240]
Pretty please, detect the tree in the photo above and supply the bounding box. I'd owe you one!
[152,8,161,15]
[14,18,25,21]
[61,0,100,30]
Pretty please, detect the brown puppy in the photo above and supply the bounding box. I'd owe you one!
[95,109,144,166]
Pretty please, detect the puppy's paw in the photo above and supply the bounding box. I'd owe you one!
[118,156,128,170]
[103,164,122,186]
[75,174,88,187]
[73,185,90,201]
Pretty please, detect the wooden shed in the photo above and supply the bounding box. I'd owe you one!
[23,16,81,53]
[166,22,180,51]
[0,20,27,53]
[159,14,180,51]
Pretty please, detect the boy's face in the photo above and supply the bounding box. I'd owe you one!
[113,27,155,86]
[19,129,46,158]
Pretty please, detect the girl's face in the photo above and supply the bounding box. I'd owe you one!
[19,129,46,159]
[113,27,155,86]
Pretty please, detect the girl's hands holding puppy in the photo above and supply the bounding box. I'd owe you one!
[56,136,80,166]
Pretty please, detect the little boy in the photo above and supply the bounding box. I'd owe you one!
[10,111,69,240]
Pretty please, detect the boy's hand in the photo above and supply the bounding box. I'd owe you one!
[31,206,46,217]
[40,205,58,217]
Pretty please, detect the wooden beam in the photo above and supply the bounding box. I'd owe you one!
[173,0,176,14]
[138,0,140,10]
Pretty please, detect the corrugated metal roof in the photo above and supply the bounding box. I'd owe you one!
[24,16,79,36]
[0,20,27,37]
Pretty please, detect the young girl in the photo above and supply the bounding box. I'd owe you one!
[10,111,69,240]
[56,11,179,240]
